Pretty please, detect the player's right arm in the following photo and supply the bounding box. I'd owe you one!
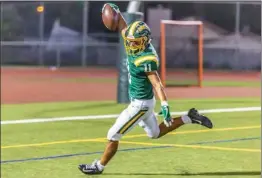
[118,13,128,32]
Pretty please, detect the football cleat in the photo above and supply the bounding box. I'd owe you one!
[78,160,103,175]
[188,108,213,129]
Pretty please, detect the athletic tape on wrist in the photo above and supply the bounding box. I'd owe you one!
[161,101,168,106]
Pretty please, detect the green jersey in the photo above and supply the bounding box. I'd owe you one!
[126,43,159,100]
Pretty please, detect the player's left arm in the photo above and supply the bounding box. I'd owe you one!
[144,62,172,127]
[146,71,167,103]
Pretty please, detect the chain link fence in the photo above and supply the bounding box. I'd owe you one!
[1,1,261,70]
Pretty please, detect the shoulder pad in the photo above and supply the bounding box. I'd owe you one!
[134,55,159,67]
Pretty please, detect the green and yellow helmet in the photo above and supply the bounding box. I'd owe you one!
[122,21,151,55]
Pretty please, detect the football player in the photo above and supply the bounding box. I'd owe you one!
[79,3,213,175]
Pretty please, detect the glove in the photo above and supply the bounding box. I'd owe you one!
[158,110,163,115]
[104,3,120,13]
[160,102,173,127]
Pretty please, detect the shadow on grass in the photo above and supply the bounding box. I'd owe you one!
[104,171,261,176]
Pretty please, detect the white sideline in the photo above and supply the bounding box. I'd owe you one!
[1,107,260,125]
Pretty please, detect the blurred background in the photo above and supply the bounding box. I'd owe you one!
[1,1,261,70]
[1,2,261,176]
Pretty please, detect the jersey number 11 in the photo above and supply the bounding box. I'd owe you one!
[144,63,152,72]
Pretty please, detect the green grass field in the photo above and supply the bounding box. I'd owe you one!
[165,80,260,87]
[1,98,261,178]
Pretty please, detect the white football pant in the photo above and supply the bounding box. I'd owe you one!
[107,97,160,141]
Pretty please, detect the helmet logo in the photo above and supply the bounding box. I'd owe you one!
[137,25,146,33]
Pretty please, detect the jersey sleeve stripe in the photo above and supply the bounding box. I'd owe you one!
[117,110,147,134]
[134,55,159,67]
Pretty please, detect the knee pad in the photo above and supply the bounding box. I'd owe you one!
[107,127,122,141]
[146,129,160,139]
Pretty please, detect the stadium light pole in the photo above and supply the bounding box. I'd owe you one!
[234,2,241,61]
[82,1,89,67]
[235,2,240,35]
[38,2,45,66]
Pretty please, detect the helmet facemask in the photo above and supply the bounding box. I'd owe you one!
[123,21,151,56]
[124,36,149,55]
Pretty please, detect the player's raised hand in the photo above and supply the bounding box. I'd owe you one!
[101,3,127,32]
[101,3,120,31]
[160,104,173,127]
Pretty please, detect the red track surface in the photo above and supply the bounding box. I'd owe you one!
[1,67,260,104]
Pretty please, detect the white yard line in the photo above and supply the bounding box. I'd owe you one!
[1,107,260,125]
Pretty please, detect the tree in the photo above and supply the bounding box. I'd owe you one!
[1,3,24,41]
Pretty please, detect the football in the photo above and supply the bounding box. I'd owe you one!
[101,3,119,31]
